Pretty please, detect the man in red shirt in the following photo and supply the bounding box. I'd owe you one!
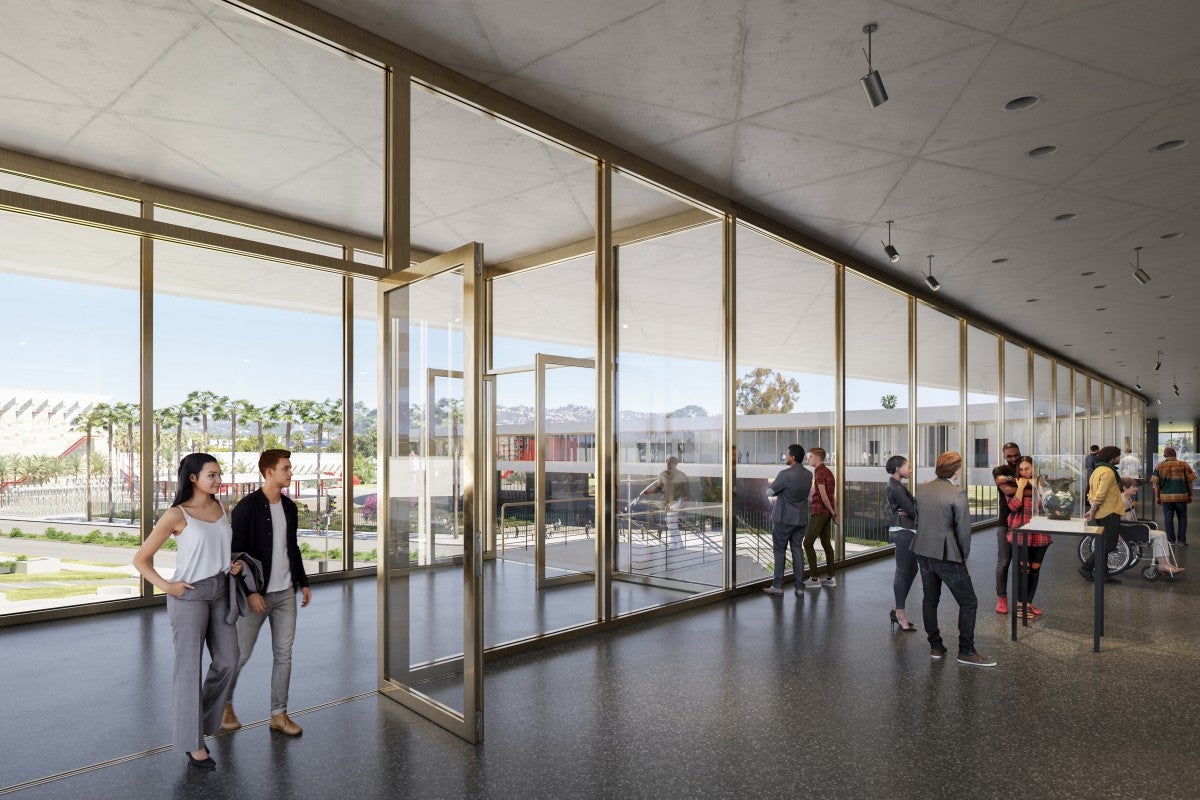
[799,447,838,589]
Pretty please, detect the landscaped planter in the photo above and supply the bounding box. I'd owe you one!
[15,557,62,574]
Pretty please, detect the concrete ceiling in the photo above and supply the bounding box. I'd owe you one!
[2,0,1196,421]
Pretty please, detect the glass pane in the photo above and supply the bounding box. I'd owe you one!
[153,243,345,576]
[0,213,140,616]
[916,304,960,485]
[845,274,908,553]
[966,326,999,524]
[1032,354,1053,457]
[1056,362,1072,455]
[734,225,834,586]
[351,277,380,569]
[1003,342,1029,450]
[384,270,465,713]
[614,172,723,615]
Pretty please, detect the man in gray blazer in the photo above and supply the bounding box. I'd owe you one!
[913,452,996,667]
[763,444,813,596]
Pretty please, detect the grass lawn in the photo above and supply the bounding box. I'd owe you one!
[0,571,136,583]
[3,585,102,601]
[63,559,125,568]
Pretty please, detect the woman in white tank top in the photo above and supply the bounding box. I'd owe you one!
[134,453,243,770]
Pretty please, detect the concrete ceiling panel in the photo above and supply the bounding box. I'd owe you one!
[731,123,903,196]
[923,41,1169,155]
[1070,161,1200,214]
[1064,93,1200,185]
[898,0,1026,35]
[510,0,743,120]
[923,103,1164,187]
[0,98,100,160]
[744,43,994,158]
[874,159,1044,221]
[885,190,1049,244]
[753,160,911,226]
[739,0,993,119]
[1008,0,1200,93]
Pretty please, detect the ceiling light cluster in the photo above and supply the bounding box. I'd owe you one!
[860,23,888,108]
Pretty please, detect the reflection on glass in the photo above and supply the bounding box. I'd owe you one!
[352,277,380,568]
[614,173,723,614]
[384,270,465,712]
[967,326,1000,524]
[1003,342,1029,450]
[916,304,960,485]
[154,243,345,578]
[844,274,908,552]
[0,214,140,615]
[734,225,834,586]
[1056,362,1072,455]
[1033,354,1053,456]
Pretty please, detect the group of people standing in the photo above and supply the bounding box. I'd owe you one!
[132,449,311,770]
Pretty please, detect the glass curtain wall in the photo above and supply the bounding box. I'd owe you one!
[154,243,346,576]
[844,275,908,553]
[613,171,723,614]
[1056,362,1073,455]
[352,277,380,569]
[733,225,834,586]
[1032,354,1053,457]
[966,326,1000,524]
[1075,370,1089,460]
[915,304,961,485]
[0,212,141,616]
[1003,342,1030,453]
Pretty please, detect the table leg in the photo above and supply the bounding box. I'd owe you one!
[1093,533,1103,653]
[1010,531,1018,642]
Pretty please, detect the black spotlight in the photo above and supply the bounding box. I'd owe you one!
[860,23,888,108]
[882,220,899,262]
[1131,246,1151,285]
[1155,351,1163,371]
[1134,378,1142,391]
[923,255,940,292]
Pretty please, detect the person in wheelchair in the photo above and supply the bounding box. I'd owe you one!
[1120,478,1183,576]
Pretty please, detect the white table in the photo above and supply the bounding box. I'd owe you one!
[1018,516,1105,652]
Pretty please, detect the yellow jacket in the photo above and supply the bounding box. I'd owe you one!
[1088,465,1123,518]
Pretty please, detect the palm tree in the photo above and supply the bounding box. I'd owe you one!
[185,390,225,452]
[243,403,276,452]
[218,399,257,486]
[112,402,139,521]
[311,399,343,478]
[270,399,308,452]
[90,402,120,522]
[71,405,106,521]
[152,406,179,487]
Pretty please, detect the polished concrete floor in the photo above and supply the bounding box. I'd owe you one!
[1,527,1197,799]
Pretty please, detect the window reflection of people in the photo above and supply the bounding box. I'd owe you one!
[643,456,689,549]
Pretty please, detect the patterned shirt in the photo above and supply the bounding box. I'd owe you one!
[810,464,836,516]
[1152,458,1195,503]
[1006,486,1051,547]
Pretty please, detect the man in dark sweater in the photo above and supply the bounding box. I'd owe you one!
[222,449,311,737]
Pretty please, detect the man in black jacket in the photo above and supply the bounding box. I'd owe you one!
[222,449,311,736]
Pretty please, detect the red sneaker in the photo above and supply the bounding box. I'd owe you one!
[995,596,1008,615]
[1027,604,1043,616]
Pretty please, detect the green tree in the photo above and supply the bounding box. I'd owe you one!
[311,399,343,478]
[239,402,273,453]
[152,406,180,485]
[186,390,225,453]
[89,402,119,522]
[666,404,709,418]
[72,404,107,521]
[270,399,308,451]
[735,367,801,414]
[112,402,139,521]
[217,399,256,483]
[880,394,898,410]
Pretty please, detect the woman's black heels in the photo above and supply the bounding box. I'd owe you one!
[889,609,918,632]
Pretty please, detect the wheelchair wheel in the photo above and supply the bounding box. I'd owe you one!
[1142,564,1161,581]
[1077,537,1134,575]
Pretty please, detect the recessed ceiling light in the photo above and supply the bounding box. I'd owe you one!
[1080,271,1096,276]
[1027,145,1059,158]
[1160,232,1185,239]
[1152,139,1189,152]
[1093,284,1108,289]
[1157,336,1168,339]
[1026,298,1038,302]
[1005,95,1040,111]
[1096,307,1109,311]
[1109,348,1118,351]
[1053,213,1077,221]
[1104,331,1113,334]
[1158,295,1174,299]
[1063,344,1073,347]
[992,258,1009,264]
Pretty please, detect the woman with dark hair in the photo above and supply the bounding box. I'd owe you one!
[885,454,918,631]
[133,453,242,770]
[1006,456,1050,617]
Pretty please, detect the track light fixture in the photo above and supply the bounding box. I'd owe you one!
[1134,378,1142,391]
[1174,378,1181,397]
[1155,351,1163,371]
[860,23,888,108]
[1130,246,1151,285]
[1157,396,1163,405]
[923,255,940,292]
[882,220,900,262]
